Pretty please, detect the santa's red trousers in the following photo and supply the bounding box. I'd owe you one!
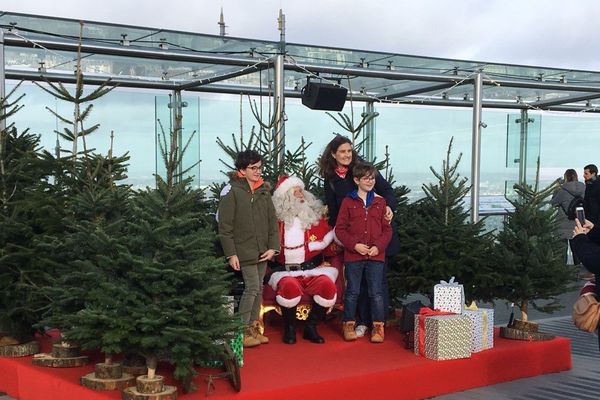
[276,275,337,307]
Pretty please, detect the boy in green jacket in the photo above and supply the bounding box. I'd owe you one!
[218,150,280,347]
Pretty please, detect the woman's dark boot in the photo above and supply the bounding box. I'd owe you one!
[281,306,297,344]
[303,303,326,344]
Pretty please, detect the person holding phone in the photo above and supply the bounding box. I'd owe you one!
[572,218,600,347]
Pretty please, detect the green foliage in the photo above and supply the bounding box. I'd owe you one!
[33,21,116,158]
[0,84,59,341]
[389,138,498,305]
[125,127,238,392]
[493,177,577,318]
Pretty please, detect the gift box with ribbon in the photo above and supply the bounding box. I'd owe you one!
[462,301,494,352]
[414,307,471,361]
[433,276,465,314]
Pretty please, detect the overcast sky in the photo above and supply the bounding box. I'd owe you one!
[2,0,600,71]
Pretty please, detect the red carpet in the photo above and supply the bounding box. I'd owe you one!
[0,320,571,400]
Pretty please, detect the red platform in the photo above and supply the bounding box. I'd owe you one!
[0,320,571,400]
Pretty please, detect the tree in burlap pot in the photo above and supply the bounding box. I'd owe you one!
[494,162,577,335]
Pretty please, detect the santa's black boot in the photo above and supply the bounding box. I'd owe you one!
[303,303,326,344]
[281,306,297,344]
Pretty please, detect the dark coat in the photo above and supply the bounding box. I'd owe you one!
[584,178,600,224]
[572,227,600,296]
[324,172,401,256]
[218,176,280,265]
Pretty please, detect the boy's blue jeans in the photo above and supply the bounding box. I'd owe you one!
[343,260,385,323]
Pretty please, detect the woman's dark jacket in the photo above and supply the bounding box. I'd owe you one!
[324,172,400,256]
[572,227,600,296]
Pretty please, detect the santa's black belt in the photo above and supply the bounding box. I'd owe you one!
[271,254,324,272]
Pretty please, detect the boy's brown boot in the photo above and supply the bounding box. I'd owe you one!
[371,322,385,343]
[343,321,357,341]
[251,320,269,344]
[243,326,261,348]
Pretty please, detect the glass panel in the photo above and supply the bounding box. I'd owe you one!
[504,112,541,196]
[154,94,200,188]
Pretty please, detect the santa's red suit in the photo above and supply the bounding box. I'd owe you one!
[268,217,338,309]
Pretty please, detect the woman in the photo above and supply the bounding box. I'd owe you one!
[318,135,400,336]
[551,169,585,264]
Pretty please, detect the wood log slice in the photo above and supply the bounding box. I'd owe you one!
[136,375,164,394]
[51,343,82,358]
[500,326,555,341]
[0,341,39,357]
[121,385,177,400]
[510,319,539,333]
[32,353,88,367]
[95,362,123,379]
[81,372,135,391]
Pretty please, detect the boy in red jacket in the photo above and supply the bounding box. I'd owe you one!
[335,163,392,343]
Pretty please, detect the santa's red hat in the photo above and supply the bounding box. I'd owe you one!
[273,175,304,198]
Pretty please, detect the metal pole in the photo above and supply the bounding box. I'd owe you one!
[0,29,6,133]
[518,109,529,185]
[470,72,483,223]
[273,9,286,168]
[363,102,375,161]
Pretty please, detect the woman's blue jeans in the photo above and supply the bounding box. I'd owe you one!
[343,260,385,323]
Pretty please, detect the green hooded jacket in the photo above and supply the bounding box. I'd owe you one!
[218,175,280,265]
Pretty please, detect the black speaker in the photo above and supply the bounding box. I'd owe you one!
[301,82,348,111]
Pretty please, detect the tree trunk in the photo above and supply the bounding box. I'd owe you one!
[520,301,528,321]
[146,354,157,379]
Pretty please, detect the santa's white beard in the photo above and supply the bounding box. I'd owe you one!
[274,192,324,229]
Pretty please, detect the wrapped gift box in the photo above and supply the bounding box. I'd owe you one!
[414,314,471,361]
[463,307,494,352]
[433,277,465,314]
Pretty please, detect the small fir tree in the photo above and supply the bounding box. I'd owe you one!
[125,124,238,393]
[494,167,577,320]
[390,139,498,304]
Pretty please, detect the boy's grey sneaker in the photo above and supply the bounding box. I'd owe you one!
[355,324,368,337]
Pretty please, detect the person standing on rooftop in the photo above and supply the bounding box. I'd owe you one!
[583,164,600,224]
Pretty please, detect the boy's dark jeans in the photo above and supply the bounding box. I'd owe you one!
[343,260,385,323]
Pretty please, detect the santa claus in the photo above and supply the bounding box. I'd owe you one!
[269,176,338,344]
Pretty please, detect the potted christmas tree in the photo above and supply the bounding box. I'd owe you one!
[389,139,498,304]
[494,165,577,340]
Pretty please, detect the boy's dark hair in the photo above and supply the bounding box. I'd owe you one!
[352,162,378,180]
[234,150,263,170]
[584,164,598,175]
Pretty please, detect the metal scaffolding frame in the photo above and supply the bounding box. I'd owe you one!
[3,12,600,220]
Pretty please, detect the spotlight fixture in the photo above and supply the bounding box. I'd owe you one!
[159,38,168,50]
[120,34,129,46]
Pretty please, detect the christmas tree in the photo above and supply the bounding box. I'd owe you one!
[124,122,238,393]
[0,84,57,342]
[390,139,498,304]
[494,168,577,320]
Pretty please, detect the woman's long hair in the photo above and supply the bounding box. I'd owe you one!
[564,169,578,182]
[318,135,360,179]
